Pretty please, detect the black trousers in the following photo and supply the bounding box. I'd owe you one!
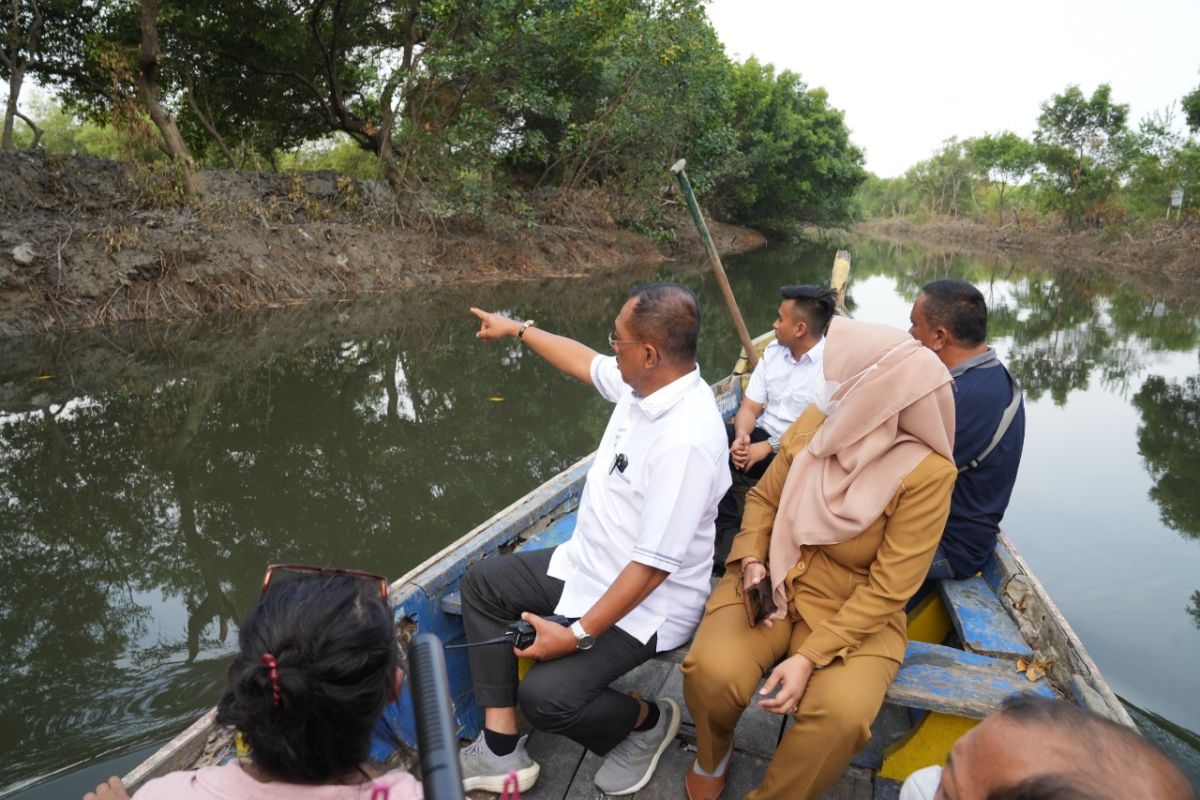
[460,546,659,755]
[714,423,776,570]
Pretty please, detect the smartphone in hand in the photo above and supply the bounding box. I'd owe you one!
[742,576,777,627]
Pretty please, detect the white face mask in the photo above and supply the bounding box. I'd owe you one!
[899,765,943,800]
[813,340,909,416]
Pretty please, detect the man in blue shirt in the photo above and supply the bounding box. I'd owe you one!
[909,279,1025,579]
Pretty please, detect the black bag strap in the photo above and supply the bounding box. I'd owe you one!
[959,369,1023,474]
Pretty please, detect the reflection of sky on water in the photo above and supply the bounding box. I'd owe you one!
[0,395,100,427]
[1002,350,1200,732]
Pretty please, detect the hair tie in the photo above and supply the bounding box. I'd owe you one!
[261,652,281,706]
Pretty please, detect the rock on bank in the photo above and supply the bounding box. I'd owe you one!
[0,152,764,337]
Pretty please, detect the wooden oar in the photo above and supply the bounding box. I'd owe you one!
[670,158,759,370]
[831,249,851,316]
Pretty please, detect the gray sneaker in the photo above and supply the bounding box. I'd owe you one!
[594,698,681,795]
[460,732,540,793]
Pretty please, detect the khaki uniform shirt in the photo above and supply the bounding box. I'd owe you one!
[717,405,956,667]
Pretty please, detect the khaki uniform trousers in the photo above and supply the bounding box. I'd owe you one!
[681,602,899,800]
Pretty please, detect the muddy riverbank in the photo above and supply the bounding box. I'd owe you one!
[855,217,1200,278]
[0,152,765,338]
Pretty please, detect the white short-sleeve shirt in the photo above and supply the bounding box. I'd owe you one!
[744,339,825,439]
[546,355,731,650]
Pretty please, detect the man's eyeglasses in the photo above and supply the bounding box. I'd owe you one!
[260,563,389,604]
[608,331,644,349]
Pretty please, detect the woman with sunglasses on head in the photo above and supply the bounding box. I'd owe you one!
[84,565,425,800]
[680,317,958,800]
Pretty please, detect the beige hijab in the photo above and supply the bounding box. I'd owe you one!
[768,317,955,608]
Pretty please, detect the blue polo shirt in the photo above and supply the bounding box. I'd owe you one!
[942,349,1025,577]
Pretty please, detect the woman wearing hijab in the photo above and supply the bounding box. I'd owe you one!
[680,317,958,800]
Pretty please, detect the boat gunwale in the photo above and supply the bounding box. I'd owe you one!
[993,531,1135,728]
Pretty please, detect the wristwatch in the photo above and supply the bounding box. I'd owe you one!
[769,435,781,455]
[570,620,595,651]
[517,319,536,341]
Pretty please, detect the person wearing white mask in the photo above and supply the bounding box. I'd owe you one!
[899,695,1193,800]
[681,317,958,800]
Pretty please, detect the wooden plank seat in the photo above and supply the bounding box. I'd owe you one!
[887,640,1055,717]
[938,575,1028,659]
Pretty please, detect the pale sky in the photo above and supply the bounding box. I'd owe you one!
[707,0,1200,177]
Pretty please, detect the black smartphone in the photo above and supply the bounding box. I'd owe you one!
[742,577,777,628]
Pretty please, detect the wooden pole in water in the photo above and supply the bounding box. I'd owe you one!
[670,159,759,370]
[830,250,851,315]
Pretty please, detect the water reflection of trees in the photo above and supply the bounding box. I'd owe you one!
[0,304,615,790]
[848,240,1200,405]
[2,250,863,790]
[1133,376,1200,541]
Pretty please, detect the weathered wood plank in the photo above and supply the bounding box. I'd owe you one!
[439,512,580,616]
[721,748,773,799]
[993,532,1135,728]
[628,742,694,798]
[653,643,690,665]
[821,765,875,800]
[520,730,587,800]
[611,658,675,698]
[393,457,590,607]
[562,749,605,800]
[663,669,786,761]
[849,703,913,771]
[981,537,1020,596]
[886,640,1057,718]
[873,777,903,800]
[939,576,1029,659]
[121,709,220,794]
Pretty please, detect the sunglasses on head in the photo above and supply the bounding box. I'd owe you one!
[259,563,390,604]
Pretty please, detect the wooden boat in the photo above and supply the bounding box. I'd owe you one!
[121,252,1133,798]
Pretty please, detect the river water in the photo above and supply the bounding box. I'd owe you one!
[2,240,1198,797]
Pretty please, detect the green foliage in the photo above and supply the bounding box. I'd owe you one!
[11,95,144,159]
[903,137,974,218]
[1119,109,1194,218]
[1184,84,1200,134]
[711,57,864,230]
[964,132,1037,222]
[853,174,917,218]
[856,82,1200,231]
[9,0,867,228]
[1032,84,1130,228]
[1135,375,1200,541]
[480,0,738,202]
[276,135,382,179]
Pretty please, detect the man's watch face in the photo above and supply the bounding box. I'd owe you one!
[572,621,595,650]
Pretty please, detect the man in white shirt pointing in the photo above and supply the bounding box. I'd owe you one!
[461,282,730,797]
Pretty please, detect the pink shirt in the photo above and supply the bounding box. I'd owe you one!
[132,762,424,800]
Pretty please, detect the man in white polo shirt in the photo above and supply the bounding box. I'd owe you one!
[460,282,730,797]
[714,284,836,571]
